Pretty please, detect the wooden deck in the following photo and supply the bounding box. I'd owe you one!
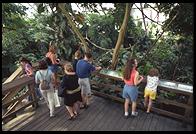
[2,95,192,131]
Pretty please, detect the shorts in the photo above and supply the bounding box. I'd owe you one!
[78,78,91,96]
[123,84,138,102]
[144,88,157,100]
[49,64,58,73]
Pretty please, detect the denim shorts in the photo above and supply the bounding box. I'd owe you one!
[48,64,58,73]
[123,84,138,102]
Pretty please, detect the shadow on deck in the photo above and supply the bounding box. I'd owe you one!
[2,96,193,131]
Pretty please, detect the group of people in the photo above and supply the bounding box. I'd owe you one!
[19,42,159,120]
[20,44,102,119]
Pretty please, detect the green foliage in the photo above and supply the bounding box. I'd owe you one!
[158,3,193,36]
[84,13,118,49]
[2,3,193,85]
[2,3,27,28]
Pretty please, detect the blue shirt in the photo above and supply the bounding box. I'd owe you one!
[76,59,96,78]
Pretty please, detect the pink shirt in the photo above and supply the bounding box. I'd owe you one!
[124,67,137,86]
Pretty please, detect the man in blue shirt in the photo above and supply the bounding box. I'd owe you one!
[76,53,102,108]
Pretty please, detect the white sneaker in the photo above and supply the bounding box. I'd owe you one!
[131,112,138,117]
[50,114,55,118]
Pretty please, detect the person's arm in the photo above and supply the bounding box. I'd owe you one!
[65,70,76,75]
[25,64,34,76]
[134,72,143,86]
[95,66,102,71]
[51,54,58,64]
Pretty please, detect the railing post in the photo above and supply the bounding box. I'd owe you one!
[27,82,38,108]
[182,94,193,127]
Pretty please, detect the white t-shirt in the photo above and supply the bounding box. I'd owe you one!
[145,75,159,91]
[35,69,53,90]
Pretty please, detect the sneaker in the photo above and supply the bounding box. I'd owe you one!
[50,113,55,118]
[124,115,129,119]
[80,104,89,109]
[68,115,76,120]
[131,112,138,117]
[39,97,44,101]
[146,111,150,114]
[50,115,55,118]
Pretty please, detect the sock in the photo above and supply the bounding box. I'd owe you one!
[125,112,129,116]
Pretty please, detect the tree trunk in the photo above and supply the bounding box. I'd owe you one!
[58,3,89,53]
[111,3,133,70]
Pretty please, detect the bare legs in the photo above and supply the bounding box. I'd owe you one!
[124,99,137,116]
[66,102,79,119]
[144,96,153,113]
[124,99,130,114]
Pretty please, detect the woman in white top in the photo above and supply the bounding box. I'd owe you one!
[144,68,159,113]
[35,60,56,117]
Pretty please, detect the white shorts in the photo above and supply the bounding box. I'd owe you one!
[78,78,91,96]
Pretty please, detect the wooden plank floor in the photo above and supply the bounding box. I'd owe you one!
[3,96,193,131]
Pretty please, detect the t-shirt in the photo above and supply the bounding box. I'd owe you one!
[24,63,33,76]
[124,67,137,86]
[76,59,96,78]
[35,69,53,90]
[60,74,79,91]
[72,58,81,73]
[145,75,159,91]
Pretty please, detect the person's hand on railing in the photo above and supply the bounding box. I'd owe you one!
[95,66,102,71]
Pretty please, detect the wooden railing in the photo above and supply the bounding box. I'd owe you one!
[2,62,64,123]
[91,70,193,124]
[2,76,37,122]
[2,63,39,123]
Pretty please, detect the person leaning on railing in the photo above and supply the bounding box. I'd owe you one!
[122,57,144,119]
[19,57,42,101]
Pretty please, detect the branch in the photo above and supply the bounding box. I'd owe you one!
[2,26,17,31]
[76,3,82,11]
[99,3,107,16]
[146,3,160,13]
[140,3,147,35]
[58,3,89,52]
[134,4,163,26]
[141,11,179,62]
[85,33,112,51]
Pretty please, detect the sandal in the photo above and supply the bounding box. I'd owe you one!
[73,112,78,117]
[80,104,88,109]
[68,116,75,120]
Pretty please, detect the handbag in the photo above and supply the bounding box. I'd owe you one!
[58,86,65,97]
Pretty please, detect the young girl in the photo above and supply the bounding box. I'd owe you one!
[122,58,143,118]
[144,68,159,113]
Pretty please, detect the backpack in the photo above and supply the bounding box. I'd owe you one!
[58,86,65,97]
[39,70,50,90]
